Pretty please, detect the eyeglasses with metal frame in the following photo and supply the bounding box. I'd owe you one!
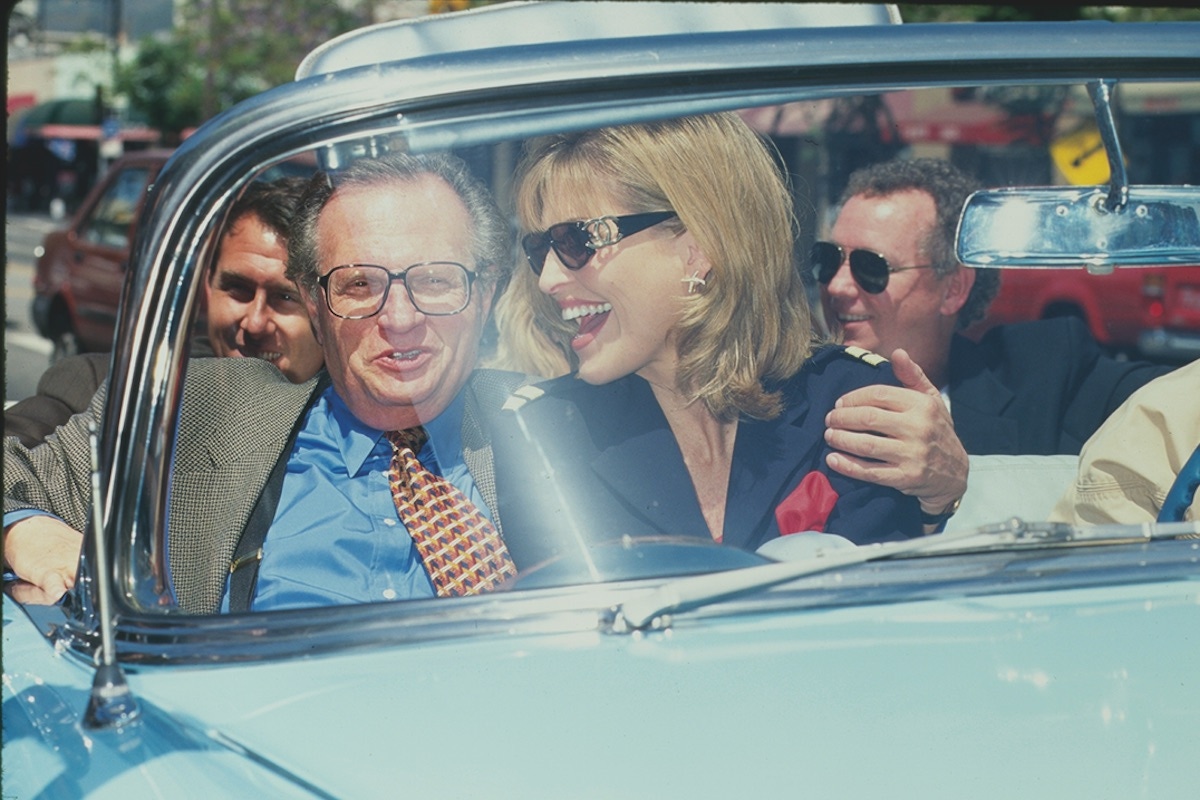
[317,262,479,318]
[811,241,934,294]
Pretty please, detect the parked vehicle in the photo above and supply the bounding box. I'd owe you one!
[30,150,310,360]
[970,265,1200,362]
[5,4,1199,797]
[31,149,173,359]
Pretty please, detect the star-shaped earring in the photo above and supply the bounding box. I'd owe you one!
[681,271,707,295]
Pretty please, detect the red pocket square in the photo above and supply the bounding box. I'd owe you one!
[775,471,839,535]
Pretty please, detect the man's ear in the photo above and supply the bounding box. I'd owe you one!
[474,277,499,325]
[302,292,324,345]
[939,265,975,317]
[202,273,214,312]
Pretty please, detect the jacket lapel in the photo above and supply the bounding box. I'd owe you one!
[225,373,330,613]
[948,335,1019,454]
[461,368,529,535]
[588,377,711,539]
[169,362,323,613]
[721,392,821,550]
[587,376,822,546]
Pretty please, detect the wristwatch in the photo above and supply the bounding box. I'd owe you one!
[920,496,962,528]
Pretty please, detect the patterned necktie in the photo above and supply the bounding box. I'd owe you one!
[385,428,517,596]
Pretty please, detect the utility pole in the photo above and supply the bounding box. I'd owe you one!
[110,0,122,73]
[101,0,126,169]
[203,0,219,121]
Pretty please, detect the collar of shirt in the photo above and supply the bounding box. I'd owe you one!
[322,383,468,477]
[231,384,474,612]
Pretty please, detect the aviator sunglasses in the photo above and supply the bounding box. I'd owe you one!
[811,240,934,294]
[522,211,677,275]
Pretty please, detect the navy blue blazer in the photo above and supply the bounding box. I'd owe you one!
[949,317,1174,455]
[493,345,922,571]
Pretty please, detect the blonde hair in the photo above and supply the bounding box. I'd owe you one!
[495,112,814,421]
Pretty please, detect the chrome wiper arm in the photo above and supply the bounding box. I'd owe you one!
[909,518,1199,555]
[610,519,1199,632]
[611,525,985,632]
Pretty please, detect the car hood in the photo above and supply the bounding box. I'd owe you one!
[7,578,1199,798]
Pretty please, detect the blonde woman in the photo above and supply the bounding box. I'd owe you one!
[492,113,921,569]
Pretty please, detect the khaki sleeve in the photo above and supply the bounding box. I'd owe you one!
[1050,364,1200,525]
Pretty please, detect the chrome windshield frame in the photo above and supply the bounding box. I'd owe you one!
[59,18,1199,662]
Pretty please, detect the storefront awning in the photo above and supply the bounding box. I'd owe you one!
[32,123,161,143]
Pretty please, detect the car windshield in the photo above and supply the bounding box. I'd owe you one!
[4,9,1198,656]
[139,77,1200,611]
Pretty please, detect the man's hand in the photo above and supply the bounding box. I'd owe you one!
[3,516,83,605]
[824,348,967,515]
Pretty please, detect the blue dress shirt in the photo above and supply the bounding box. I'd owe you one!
[219,384,491,612]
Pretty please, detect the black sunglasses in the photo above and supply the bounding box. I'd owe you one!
[522,211,677,275]
[811,241,934,294]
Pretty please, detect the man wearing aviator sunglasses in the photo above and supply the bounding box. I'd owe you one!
[812,241,934,296]
[819,158,1172,474]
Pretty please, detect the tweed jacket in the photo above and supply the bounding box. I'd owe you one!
[4,338,218,449]
[3,353,113,448]
[4,357,525,614]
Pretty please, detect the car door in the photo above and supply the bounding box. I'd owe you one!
[65,159,160,349]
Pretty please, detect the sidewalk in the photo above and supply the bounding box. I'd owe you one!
[6,210,60,234]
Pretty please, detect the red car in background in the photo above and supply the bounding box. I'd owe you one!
[968,264,1200,362]
[31,149,173,359]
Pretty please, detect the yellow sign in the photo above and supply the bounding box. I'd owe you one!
[1050,126,1111,186]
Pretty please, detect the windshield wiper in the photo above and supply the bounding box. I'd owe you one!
[610,519,1200,632]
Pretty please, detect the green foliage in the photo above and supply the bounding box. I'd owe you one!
[114,36,205,139]
[113,1,1200,141]
[1104,7,1200,22]
[61,34,111,55]
[114,0,374,141]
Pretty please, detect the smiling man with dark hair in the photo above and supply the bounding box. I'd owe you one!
[5,176,324,448]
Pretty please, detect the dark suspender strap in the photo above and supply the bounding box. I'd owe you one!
[227,375,329,612]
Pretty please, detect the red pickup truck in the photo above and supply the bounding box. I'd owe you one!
[968,265,1200,362]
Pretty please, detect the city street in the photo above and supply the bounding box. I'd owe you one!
[5,211,58,404]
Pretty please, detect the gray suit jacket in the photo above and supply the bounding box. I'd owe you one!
[3,339,217,448]
[4,358,525,614]
[3,353,113,448]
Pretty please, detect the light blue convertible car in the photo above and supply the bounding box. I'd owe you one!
[5,3,1199,796]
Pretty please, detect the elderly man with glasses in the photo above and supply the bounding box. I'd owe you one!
[4,152,525,613]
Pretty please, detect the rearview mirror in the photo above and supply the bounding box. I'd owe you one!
[957,186,1200,272]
